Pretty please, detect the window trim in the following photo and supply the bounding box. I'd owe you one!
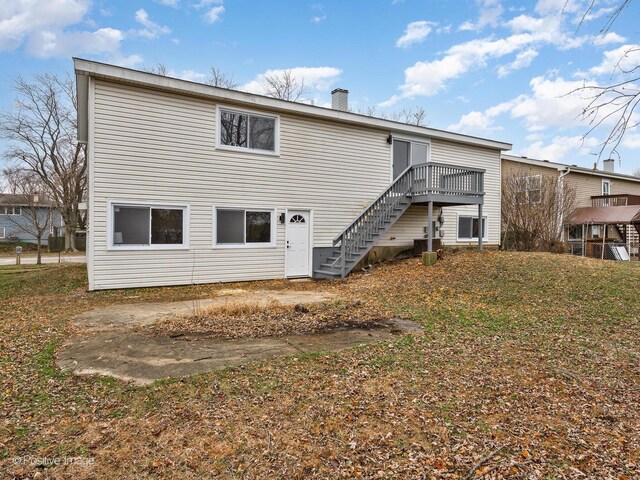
[0,227,5,239]
[602,179,611,196]
[107,200,190,251]
[212,206,277,249]
[2,206,22,215]
[390,135,432,182]
[515,174,542,204]
[456,214,489,241]
[215,105,280,156]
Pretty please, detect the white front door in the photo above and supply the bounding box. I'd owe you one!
[286,210,310,277]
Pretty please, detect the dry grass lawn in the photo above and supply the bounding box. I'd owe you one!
[1,251,639,479]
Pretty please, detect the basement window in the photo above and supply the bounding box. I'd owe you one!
[110,203,188,249]
[214,208,275,247]
[457,216,487,241]
[217,106,279,154]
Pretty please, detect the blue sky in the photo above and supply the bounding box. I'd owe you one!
[1,0,639,173]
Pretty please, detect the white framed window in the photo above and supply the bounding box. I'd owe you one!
[216,106,279,155]
[0,227,5,239]
[568,225,583,240]
[457,215,488,241]
[1,206,22,215]
[213,207,276,248]
[108,201,189,250]
[515,175,542,204]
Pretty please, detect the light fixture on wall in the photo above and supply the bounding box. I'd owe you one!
[387,134,393,145]
[278,213,285,224]
[438,212,444,225]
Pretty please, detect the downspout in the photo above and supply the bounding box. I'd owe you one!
[558,167,572,242]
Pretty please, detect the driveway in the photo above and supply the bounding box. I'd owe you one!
[0,255,86,265]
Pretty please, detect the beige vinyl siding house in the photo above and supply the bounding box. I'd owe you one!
[76,59,510,290]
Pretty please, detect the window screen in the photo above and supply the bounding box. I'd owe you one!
[458,216,486,239]
[248,116,276,151]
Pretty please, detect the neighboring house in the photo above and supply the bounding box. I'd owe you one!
[0,194,63,245]
[502,154,640,258]
[75,59,511,291]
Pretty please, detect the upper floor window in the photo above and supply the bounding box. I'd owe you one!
[602,179,611,196]
[217,107,278,154]
[515,175,542,204]
[1,206,22,215]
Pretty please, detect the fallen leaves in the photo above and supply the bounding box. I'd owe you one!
[0,251,639,479]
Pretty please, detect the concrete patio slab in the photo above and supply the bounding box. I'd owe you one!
[57,319,422,385]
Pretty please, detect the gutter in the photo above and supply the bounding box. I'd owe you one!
[557,167,572,241]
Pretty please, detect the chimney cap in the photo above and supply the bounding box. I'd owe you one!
[331,88,349,94]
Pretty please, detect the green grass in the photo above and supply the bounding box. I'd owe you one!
[0,263,86,298]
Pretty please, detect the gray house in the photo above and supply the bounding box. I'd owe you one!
[75,58,511,291]
[0,194,62,245]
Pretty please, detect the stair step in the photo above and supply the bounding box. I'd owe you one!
[313,269,342,278]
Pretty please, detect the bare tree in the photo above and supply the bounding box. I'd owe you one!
[143,60,170,76]
[263,70,306,101]
[4,171,55,265]
[0,74,86,251]
[353,105,429,127]
[633,168,640,177]
[572,0,635,163]
[502,171,576,252]
[209,67,238,89]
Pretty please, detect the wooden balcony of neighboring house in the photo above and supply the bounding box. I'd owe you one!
[591,194,640,207]
[314,162,485,279]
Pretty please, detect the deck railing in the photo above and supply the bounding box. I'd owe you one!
[591,194,640,207]
[411,162,484,198]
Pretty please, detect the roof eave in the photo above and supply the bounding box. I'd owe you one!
[73,58,512,152]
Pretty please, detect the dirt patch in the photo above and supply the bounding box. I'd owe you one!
[71,289,336,332]
[142,300,385,340]
[58,319,422,385]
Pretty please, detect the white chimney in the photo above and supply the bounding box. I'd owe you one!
[603,159,615,173]
[331,88,349,112]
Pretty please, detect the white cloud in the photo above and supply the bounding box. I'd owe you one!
[589,44,640,76]
[448,100,514,133]
[134,9,170,39]
[177,70,208,82]
[383,5,590,105]
[203,5,225,24]
[396,21,434,48]
[27,27,123,57]
[595,32,626,45]
[497,48,538,77]
[622,133,640,149]
[0,0,89,51]
[456,0,503,32]
[523,135,600,161]
[155,0,179,6]
[311,15,326,24]
[242,66,342,96]
[108,52,144,68]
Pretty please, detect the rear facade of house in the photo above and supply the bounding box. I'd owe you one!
[76,59,510,290]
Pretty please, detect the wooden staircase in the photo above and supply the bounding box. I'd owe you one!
[313,167,413,279]
[313,162,485,279]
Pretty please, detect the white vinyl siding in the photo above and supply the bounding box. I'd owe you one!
[434,140,501,247]
[90,80,391,289]
[89,80,503,289]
